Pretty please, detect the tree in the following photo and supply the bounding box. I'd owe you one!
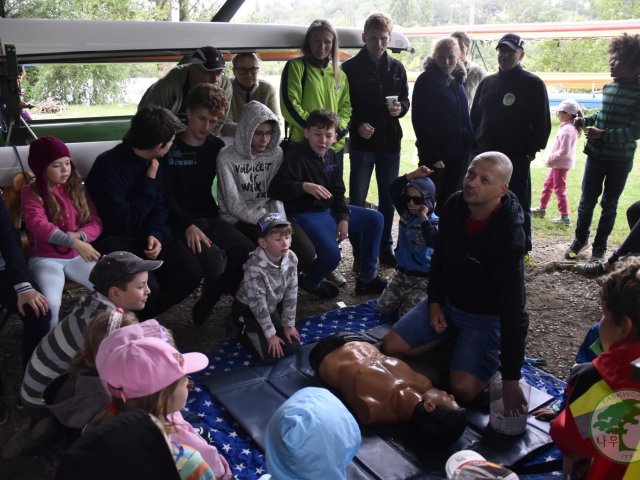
[591,0,640,20]
[593,400,640,453]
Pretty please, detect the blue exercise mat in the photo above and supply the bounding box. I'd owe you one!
[185,300,565,479]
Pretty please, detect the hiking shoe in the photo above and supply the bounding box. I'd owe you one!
[0,399,8,426]
[1,416,59,459]
[301,279,339,299]
[355,275,388,296]
[591,246,606,262]
[576,260,607,277]
[379,249,397,268]
[531,207,546,218]
[325,270,347,287]
[565,238,587,260]
[551,216,571,226]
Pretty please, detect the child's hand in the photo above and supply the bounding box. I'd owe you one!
[416,205,429,222]
[146,158,159,179]
[283,326,301,343]
[358,122,375,139]
[584,126,604,140]
[185,224,212,254]
[267,334,285,359]
[433,161,445,169]
[336,219,349,243]
[533,407,557,421]
[407,166,432,180]
[145,235,162,259]
[73,239,101,262]
[302,182,332,200]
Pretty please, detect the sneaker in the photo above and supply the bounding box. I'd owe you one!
[591,246,606,262]
[325,270,347,287]
[301,279,339,299]
[355,275,388,296]
[378,249,397,268]
[531,207,546,218]
[0,399,8,426]
[576,260,607,277]
[1,416,59,459]
[551,215,571,226]
[565,238,587,260]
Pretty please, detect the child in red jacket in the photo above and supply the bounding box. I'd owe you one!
[550,256,640,480]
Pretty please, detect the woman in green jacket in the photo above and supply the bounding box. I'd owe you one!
[280,19,352,169]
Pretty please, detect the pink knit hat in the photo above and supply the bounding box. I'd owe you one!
[96,331,208,402]
[28,136,74,192]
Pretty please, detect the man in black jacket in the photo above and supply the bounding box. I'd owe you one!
[0,193,50,423]
[383,152,529,411]
[342,12,410,268]
[470,33,551,252]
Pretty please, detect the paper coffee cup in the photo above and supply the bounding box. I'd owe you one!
[385,95,398,109]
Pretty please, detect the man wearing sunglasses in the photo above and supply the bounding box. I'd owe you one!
[222,53,281,137]
[470,33,551,253]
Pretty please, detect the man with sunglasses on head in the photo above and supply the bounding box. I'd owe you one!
[221,52,281,137]
[470,33,551,253]
[139,46,233,136]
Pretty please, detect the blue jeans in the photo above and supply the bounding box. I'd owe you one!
[294,206,383,288]
[575,157,633,251]
[392,298,501,382]
[348,150,400,250]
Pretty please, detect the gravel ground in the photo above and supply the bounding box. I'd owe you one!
[0,229,605,478]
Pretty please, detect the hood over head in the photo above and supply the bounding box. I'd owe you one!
[265,387,361,479]
[233,100,281,159]
[404,176,436,214]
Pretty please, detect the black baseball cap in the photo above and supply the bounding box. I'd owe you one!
[89,251,162,293]
[496,33,525,51]
[190,46,225,72]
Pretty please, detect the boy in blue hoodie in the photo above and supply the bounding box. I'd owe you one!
[377,166,438,317]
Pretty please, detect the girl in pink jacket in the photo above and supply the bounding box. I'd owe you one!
[22,136,102,329]
[532,99,582,225]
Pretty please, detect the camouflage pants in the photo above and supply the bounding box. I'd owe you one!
[376,270,429,318]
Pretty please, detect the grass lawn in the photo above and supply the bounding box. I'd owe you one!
[344,114,639,246]
[43,105,638,246]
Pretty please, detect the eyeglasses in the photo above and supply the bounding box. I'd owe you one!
[407,195,425,205]
[254,130,274,138]
[235,67,259,75]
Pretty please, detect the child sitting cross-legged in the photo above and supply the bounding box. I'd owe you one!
[230,212,301,363]
[550,256,640,480]
[269,108,387,298]
[377,166,439,318]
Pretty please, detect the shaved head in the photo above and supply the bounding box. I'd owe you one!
[471,151,513,185]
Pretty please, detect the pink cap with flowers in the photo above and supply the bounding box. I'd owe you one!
[96,332,208,402]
